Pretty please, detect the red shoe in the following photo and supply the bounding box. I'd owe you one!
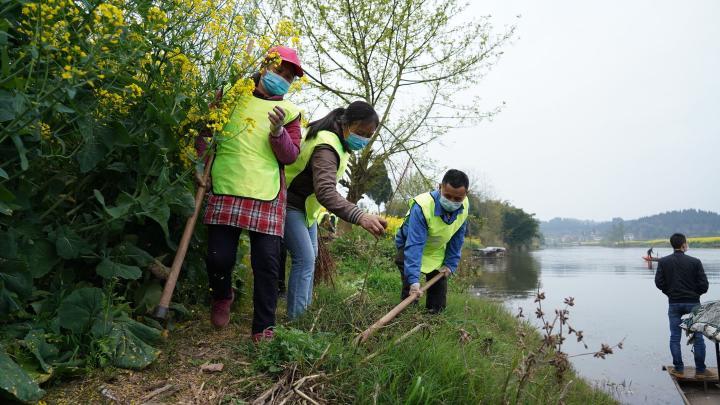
[252,329,274,343]
[210,291,234,328]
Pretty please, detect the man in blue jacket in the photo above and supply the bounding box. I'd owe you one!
[395,169,469,313]
[655,233,713,378]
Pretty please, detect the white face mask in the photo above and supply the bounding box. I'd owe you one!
[439,194,462,212]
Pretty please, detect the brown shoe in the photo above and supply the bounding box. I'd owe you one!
[669,368,684,378]
[695,369,718,380]
[210,291,234,328]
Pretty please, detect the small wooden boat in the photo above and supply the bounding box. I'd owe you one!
[474,247,506,258]
[664,366,720,405]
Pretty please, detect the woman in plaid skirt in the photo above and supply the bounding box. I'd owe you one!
[200,46,303,342]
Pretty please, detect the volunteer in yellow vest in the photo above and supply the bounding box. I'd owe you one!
[395,169,470,312]
[284,101,388,319]
[200,46,303,341]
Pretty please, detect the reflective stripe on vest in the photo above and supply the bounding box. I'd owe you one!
[405,192,469,274]
[285,130,349,226]
[211,94,300,200]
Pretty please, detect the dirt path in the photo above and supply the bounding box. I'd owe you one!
[44,312,272,404]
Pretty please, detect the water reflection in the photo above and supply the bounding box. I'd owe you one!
[467,252,540,298]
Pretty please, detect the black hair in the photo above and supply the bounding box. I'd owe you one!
[442,169,469,190]
[670,233,687,250]
[306,101,379,149]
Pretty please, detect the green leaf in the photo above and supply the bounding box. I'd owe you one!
[58,287,104,334]
[76,138,107,173]
[112,241,153,267]
[108,317,160,369]
[0,259,32,300]
[96,258,141,280]
[22,329,59,373]
[0,90,16,122]
[53,226,85,259]
[0,167,7,180]
[54,103,74,114]
[93,189,105,207]
[105,192,134,219]
[22,240,58,278]
[0,348,45,402]
[10,134,28,171]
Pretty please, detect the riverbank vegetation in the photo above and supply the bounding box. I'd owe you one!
[42,230,617,404]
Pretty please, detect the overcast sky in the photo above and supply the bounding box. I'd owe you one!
[439,0,720,222]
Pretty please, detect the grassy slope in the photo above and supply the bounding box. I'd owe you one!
[44,231,616,404]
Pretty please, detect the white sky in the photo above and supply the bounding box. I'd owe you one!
[438,0,720,221]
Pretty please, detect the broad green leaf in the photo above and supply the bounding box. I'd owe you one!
[0,259,32,299]
[112,242,153,267]
[0,348,45,402]
[96,258,141,280]
[22,329,59,373]
[53,226,85,259]
[22,240,58,278]
[0,167,7,180]
[0,282,22,316]
[109,316,160,369]
[58,287,104,334]
[76,138,106,173]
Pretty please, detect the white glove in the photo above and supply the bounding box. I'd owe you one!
[409,282,422,298]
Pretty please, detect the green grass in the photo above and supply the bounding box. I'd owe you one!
[245,229,618,404]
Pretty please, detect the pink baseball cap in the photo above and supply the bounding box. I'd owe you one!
[269,46,304,78]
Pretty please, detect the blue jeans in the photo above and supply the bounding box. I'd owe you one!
[285,208,318,320]
[668,303,706,372]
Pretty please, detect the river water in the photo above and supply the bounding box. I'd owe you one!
[467,247,720,404]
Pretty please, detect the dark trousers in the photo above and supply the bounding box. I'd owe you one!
[206,224,282,333]
[395,249,447,313]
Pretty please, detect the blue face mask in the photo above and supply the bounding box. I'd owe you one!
[346,133,370,151]
[439,194,463,212]
[261,71,291,96]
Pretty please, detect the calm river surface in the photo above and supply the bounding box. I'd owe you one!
[468,247,720,405]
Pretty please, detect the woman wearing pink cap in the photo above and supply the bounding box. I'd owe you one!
[198,46,303,341]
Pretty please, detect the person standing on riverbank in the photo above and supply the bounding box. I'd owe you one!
[394,169,469,312]
[654,233,714,378]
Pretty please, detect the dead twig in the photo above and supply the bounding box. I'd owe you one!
[140,384,178,403]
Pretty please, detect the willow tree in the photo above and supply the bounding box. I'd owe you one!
[290,0,514,203]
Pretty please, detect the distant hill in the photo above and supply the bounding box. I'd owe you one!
[541,209,720,243]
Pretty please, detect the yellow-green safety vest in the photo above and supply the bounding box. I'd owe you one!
[403,192,469,274]
[285,130,349,226]
[211,94,300,200]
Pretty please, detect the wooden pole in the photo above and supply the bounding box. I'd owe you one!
[154,153,214,319]
[355,272,446,344]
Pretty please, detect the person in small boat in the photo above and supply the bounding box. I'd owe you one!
[654,233,714,378]
[394,169,470,313]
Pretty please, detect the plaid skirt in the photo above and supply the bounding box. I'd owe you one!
[203,176,287,237]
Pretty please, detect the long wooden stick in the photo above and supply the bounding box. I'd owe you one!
[154,153,214,319]
[355,272,446,344]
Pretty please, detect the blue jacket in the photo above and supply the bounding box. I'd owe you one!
[395,190,467,284]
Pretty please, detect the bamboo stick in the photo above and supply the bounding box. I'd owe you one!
[355,272,446,344]
[154,153,214,319]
